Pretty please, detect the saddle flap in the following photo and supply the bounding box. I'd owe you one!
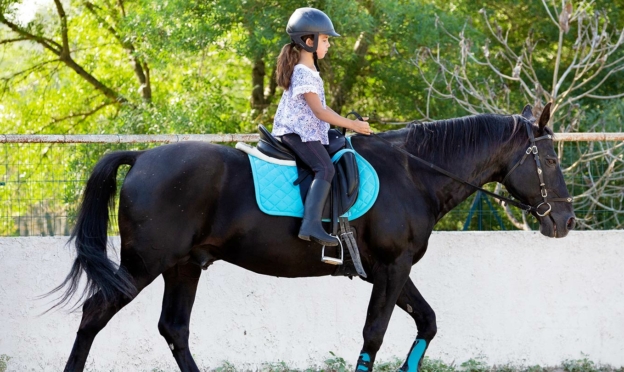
[339,142,359,196]
[329,150,359,219]
[327,129,346,156]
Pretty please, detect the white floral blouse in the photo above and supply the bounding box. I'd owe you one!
[272,64,330,144]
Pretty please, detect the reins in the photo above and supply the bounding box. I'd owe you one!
[346,112,573,216]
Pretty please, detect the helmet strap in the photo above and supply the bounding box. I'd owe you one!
[291,32,319,54]
[310,35,319,54]
[313,53,320,72]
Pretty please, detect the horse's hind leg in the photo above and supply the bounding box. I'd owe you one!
[395,278,437,372]
[64,265,157,372]
[158,262,202,372]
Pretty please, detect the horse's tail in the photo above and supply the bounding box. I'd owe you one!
[48,151,141,311]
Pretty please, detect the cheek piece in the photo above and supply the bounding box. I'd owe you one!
[501,115,573,217]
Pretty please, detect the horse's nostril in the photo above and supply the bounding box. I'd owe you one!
[567,217,576,230]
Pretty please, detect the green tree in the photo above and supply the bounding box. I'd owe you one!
[117,0,471,124]
[1,0,471,235]
[10,0,617,234]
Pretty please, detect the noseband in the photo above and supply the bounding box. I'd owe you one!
[501,115,573,217]
[351,112,573,217]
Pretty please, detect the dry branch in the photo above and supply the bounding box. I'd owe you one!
[415,1,624,230]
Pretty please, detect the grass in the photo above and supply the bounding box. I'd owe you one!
[3,353,622,372]
[0,355,11,372]
[199,355,624,372]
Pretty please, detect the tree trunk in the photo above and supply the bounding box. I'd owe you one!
[330,31,371,114]
[251,57,268,110]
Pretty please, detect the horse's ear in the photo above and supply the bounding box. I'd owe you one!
[538,102,552,130]
[521,104,535,121]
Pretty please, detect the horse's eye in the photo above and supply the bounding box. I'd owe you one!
[545,156,557,167]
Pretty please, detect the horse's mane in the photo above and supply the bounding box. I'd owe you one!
[404,114,525,161]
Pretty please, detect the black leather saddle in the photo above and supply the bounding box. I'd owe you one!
[257,125,360,224]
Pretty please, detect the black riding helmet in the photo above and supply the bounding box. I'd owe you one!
[286,7,340,54]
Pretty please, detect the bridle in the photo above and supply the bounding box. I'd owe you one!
[500,115,573,217]
[347,112,573,217]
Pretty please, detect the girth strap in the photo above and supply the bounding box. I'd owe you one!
[338,217,367,278]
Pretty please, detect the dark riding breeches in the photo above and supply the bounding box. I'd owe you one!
[281,133,335,183]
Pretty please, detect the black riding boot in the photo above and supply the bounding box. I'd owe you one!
[298,179,339,246]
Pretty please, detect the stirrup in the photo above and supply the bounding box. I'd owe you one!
[321,235,343,265]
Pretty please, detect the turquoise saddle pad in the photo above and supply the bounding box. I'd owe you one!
[247,143,379,221]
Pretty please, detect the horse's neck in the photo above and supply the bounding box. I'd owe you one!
[431,149,505,219]
[401,121,521,220]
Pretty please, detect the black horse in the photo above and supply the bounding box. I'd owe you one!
[58,104,574,372]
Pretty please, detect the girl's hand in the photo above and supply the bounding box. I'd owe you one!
[352,117,371,135]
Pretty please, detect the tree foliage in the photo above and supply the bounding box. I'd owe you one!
[1,0,471,134]
[1,0,624,234]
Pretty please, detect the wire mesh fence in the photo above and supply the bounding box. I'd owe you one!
[0,142,149,236]
[0,136,621,236]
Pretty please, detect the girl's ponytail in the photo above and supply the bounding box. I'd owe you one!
[276,42,300,89]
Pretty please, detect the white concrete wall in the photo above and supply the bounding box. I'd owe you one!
[0,231,623,371]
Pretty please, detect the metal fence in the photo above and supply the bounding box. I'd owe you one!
[1,133,622,236]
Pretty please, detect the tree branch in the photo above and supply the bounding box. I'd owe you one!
[0,15,62,54]
[419,3,624,230]
[541,0,559,27]
[585,92,624,100]
[53,0,70,59]
[83,0,151,102]
[0,59,61,82]
[48,101,114,125]
[117,0,126,17]
[0,37,29,45]
[1,4,127,104]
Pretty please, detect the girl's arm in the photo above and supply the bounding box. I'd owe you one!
[326,106,370,124]
[304,92,371,135]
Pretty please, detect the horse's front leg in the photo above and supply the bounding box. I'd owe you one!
[395,277,437,372]
[356,254,412,371]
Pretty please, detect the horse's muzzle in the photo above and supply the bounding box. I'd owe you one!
[539,212,575,238]
[552,214,576,238]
